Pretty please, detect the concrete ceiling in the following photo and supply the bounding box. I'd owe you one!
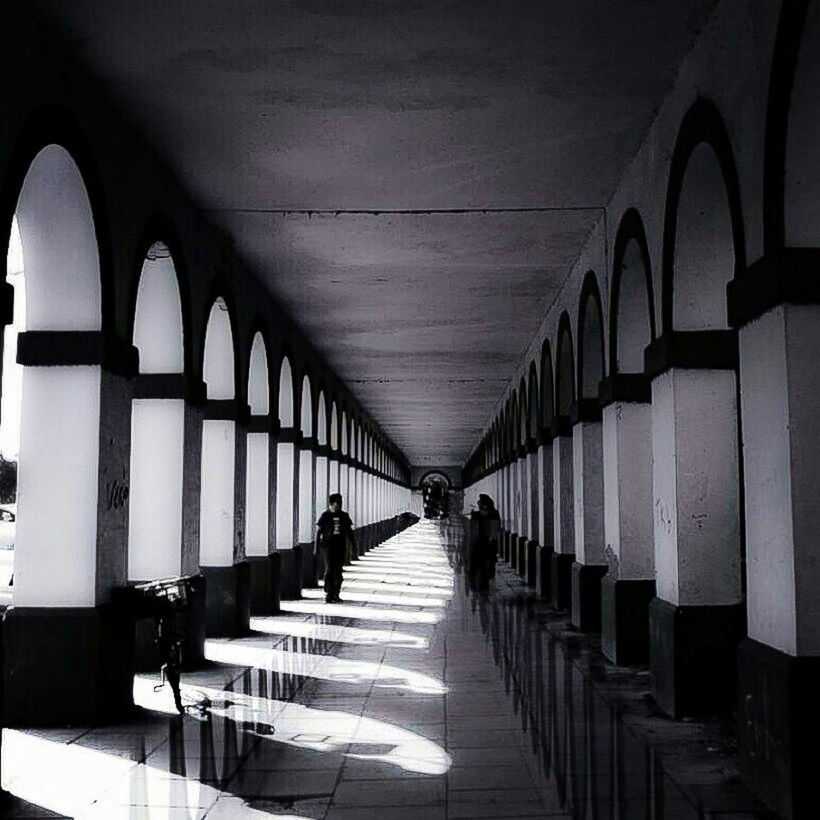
[30,0,718,467]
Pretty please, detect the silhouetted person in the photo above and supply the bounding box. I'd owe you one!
[155,613,184,714]
[469,493,501,592]
[315,493,355,603]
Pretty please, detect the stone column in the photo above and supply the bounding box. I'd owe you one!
[537,437,555,599]
[729,262,820,817]
[645,331,744,718]
[199,399,250,638]
[570,400,607,631]
[599,376,655,664]
[526,445,539,587]
[246,414,280,617]
[551,417,575,610]
[3,331,139,725]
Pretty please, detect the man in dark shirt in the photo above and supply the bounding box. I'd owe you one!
[314,493,355,603]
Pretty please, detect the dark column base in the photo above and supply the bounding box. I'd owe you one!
[201,561,250,638]
[278,548,300,600]
[2,605,135,726]
[600,576,655,665]
[571,562,608,632]
[517,537,528,579]
[737,637,820,820]
[536,545,553,600]
[133,573,207,671]
[526,541,538,587]
[299,542,317,588]
[551,552,575,611]
[649,597,745,718]
[248,553,282,616]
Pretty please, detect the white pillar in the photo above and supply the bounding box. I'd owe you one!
[552,435,574,554]
[14,367,101,606]
[572,421,605,566]
[652,369,741,608]
[128,399,185,579]
[602,402,653,580]
[199,419,236,566]
[275,442,295,549]
[244,430,270,557]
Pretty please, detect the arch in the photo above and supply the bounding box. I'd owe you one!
[662,100,746,332]
[0,107,113,336]
[540,339,555,433]
[202,296,236,400]
[247,331,270,415]
[555,312,575,419]
[300,373,313,436]
[610,209,656,374]
[10,145,102,332]
[132,243,185,376]
[764,0,813,250]
[577,271,605,399]
[128,213,192,376]
[330,401,339,451]
[341,409,349,455]
[527,361,539,441]
[419,471,451,488]
[317,391,328,446]
[509,393,518,455]
[278,355,294,428]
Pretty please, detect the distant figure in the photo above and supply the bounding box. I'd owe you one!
[469,493,501,592]
[315,493,356,604]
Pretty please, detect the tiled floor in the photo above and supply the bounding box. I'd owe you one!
[0,520,775,818]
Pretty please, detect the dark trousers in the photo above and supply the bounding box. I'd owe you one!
[321,541,346,600]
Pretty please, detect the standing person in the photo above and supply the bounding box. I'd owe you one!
[314,493,355,604]
[469,493,501,592]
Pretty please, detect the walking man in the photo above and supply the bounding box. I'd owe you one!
[314,493,356,603]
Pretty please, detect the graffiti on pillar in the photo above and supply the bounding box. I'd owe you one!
[106,478,130,511]
[654,497,672,535]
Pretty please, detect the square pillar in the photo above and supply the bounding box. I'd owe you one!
[599,376,655,665]
[646,331,743,717]
[570,408,606,631]
[730,295,820,818]
[537,440,555,599]
[551,428,574,610]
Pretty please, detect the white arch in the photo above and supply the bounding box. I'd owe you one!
[278,357,294,428]
[133,245,184,374]
[14,145,100,331]
[317,392,327,445]
[248,333,269,415]
[330,402,338,450]
[300,375,313,436]
[203,298,235,400]
[341,411,348,455]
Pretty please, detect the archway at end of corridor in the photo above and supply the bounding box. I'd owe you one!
[419,471,451,519]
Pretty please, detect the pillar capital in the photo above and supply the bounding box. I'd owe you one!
[728,248,820,328]
[644,329,738,378]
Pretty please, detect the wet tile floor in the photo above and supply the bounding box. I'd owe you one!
[0,520,776,818]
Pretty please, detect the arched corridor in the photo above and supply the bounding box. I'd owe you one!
[0,1,817,818]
